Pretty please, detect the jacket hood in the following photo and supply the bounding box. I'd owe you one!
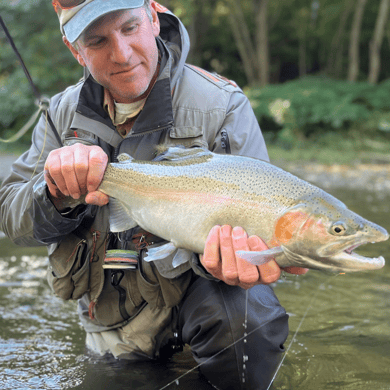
[156,5,190,87]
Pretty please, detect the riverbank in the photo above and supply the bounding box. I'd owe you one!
[272,160,390,193]
[268,145,390,192]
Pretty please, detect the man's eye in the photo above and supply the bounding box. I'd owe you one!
[89,39,104,47]
[125,25,138,33]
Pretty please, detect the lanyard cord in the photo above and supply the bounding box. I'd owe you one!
[0,15,63,147]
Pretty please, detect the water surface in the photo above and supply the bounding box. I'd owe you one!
[0,188,389,389]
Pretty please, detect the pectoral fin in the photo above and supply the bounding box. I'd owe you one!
[108,197,137,232]
[144,242,177,262]
[236,246,284,265]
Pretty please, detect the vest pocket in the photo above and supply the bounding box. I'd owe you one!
[92,269,145,327]
[47,234,90,300]
[137,254,192,309]
[165,126,209,149]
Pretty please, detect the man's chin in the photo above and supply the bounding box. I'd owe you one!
[110,84,150,103]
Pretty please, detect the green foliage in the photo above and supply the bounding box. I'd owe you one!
[246,76,390,148]
[0,0,82,144]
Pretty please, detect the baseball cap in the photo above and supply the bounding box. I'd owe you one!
[53,0,145,43]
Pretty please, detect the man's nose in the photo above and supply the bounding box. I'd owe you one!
[110,35,132,64]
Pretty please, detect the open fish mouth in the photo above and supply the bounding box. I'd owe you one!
[333,241,386,271]
[344,244,361,255]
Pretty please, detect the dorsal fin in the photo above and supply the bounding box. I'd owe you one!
[117,153,133,162]
[154,146,212,162]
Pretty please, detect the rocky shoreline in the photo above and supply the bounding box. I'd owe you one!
[273,160,390,193]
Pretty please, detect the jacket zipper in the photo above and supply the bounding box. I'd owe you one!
[221,129,231,154]
[114,123,173,162]
[128,123,173,138]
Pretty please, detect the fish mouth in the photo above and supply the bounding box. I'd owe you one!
[312,226,389,272]
[327,241,386,272]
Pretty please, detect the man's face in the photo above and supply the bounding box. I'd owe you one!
[64,5,160,103]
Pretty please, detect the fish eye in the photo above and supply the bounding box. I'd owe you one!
[330,222,347,235]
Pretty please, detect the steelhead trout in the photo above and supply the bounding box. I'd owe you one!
[98,147,388,273]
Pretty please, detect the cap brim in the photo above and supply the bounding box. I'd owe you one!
[64,0,145,43]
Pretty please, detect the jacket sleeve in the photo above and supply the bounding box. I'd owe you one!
[0,100,89,247]
[212,89,270,161]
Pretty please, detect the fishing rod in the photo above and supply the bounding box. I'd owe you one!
[0,15,63,147]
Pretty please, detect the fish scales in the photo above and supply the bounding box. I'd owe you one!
[98,147,388,272]
[101,153,295,248]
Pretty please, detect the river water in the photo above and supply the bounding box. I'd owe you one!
[0,188,389,390]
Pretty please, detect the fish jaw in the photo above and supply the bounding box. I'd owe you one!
[280,226,388,272]
[313,222,389,272]
[284,249,385,273]
[268,205,389,272]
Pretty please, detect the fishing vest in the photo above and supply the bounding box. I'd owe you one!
[47,202,193,328]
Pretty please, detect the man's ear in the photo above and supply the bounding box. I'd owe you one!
[149,1,160,37]
[63,36,86,67]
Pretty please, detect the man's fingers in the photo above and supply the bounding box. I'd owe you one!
[85,191,109,206]
[45,152,70,196]
[233,227,259,288]
[220,225,239,285]
[74,145,90,195]
[87,146,108,193]
[247,235,281,285]
[44,169,60,198]
[201,225,222,279]
[60,150,83,198]
[44,145,108,201]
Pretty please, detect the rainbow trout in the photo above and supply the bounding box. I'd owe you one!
[98,147,388,273]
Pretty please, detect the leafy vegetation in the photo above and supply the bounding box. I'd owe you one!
[0,0,81,149]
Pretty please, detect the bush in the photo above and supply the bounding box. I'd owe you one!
[245,77,390,147]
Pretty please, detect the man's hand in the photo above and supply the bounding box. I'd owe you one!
[201,225,308,289]
[44,144,109,207]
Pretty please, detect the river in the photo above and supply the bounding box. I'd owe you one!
[0,186,389,389]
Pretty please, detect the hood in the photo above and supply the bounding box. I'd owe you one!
[156,5,190,87]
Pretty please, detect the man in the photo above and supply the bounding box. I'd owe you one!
[0,1,307,388]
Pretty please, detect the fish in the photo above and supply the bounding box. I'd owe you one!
[98,147,388,273]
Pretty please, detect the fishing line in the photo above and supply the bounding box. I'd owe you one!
[0,15,62,147]
[31,110,48,179]
[158,318,271,390]
[265,273,340,390]
[158,274,340,390]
